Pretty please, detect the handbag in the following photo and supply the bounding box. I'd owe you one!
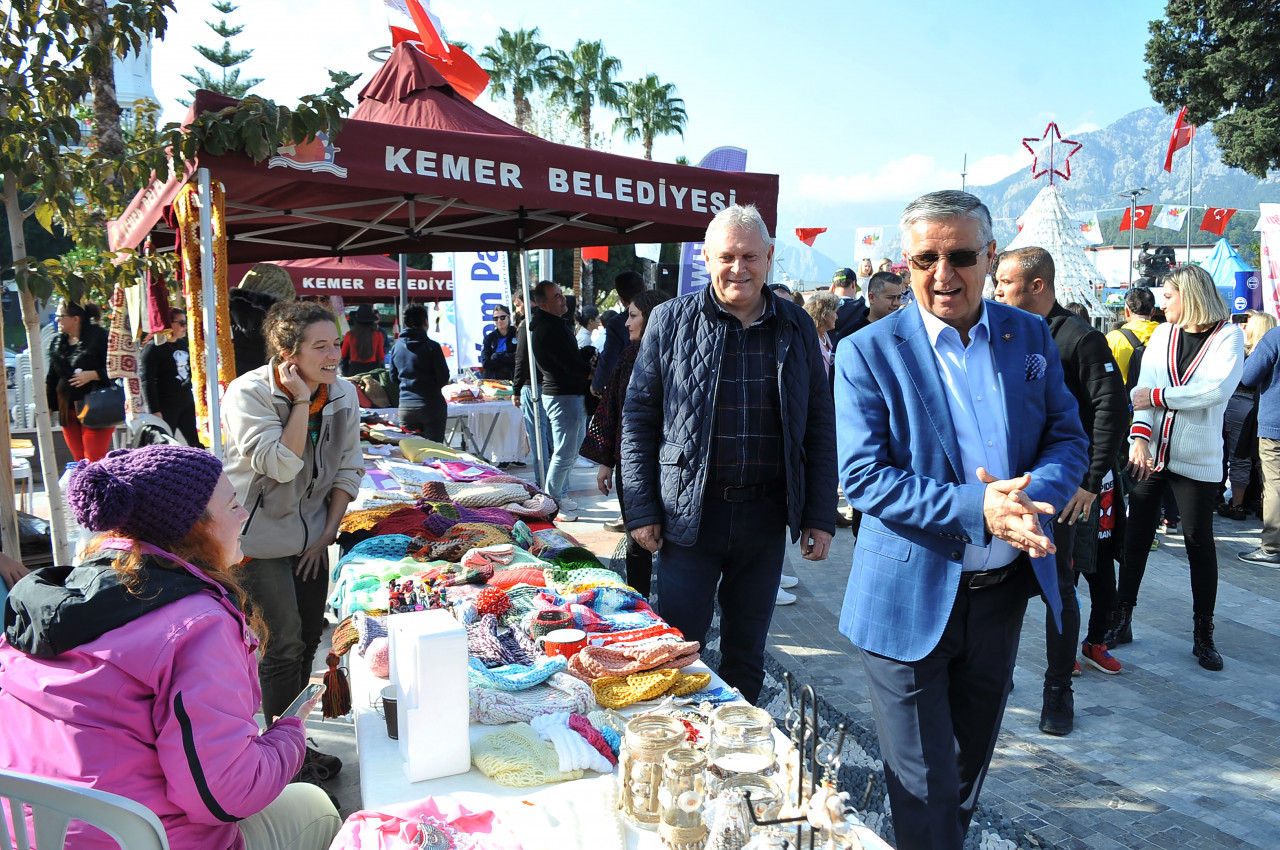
[75,382,126,430]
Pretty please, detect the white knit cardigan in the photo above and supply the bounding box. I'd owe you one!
[1129,320,1244,482]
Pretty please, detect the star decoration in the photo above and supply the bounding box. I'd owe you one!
[1022,122,1083,184]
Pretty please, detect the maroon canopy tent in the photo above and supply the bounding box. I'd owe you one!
[227,255,452,302]
[109,44,779,261]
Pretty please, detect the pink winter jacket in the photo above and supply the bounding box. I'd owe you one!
[0,549,306,850]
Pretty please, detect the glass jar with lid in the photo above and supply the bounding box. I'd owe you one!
[706,705,777,782]
[619,715,688,829]
[658,746,709,850]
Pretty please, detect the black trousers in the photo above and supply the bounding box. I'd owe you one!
[614,466,653,598]
[861,556,1034,850]
[399,400,447,443]
[1119,469,1219,616]
[1043,520,1079,689]
[1080,533,1118,645]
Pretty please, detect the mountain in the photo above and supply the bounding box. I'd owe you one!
[772,241,840,287]
[970,106,1280,248]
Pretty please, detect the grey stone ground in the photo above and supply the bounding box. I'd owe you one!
[37,451,1269,847]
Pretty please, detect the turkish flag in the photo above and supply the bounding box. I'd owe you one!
[1163,106,1195,172]
[1120,206,1154,231]
[582,246,609,262]
[387,0,489,101]
[1199,207,1238,235]
[795,227,827,247]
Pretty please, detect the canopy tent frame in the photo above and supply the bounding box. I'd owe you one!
[110,43,779,479]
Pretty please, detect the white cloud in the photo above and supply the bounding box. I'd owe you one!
[965,152,1032,187]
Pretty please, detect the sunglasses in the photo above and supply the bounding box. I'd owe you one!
[493,314,510,319]
[907,248,987,272]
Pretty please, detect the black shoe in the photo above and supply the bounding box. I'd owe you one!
[1193,615,1224,671]
[1217,504,1249,521]
[835,509,854,529]
[1039,686,1074,736]
[1160,519,1179,534]
[1238,547,1280,567]
[304,744,342,780]
[1104,602,1134,649]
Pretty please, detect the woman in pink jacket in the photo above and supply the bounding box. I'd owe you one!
[0,445,340,850]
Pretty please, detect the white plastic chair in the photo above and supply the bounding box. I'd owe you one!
[0,769,169,850]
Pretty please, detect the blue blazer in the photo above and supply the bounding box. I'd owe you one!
[835,301,1088,662]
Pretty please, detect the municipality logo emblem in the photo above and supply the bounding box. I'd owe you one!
[1236,296,1248,311]
[269,132,348,178]
[1248,274,1260,289]
[861,233,880,246]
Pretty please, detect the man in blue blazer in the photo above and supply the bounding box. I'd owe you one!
[834,191,1088,850]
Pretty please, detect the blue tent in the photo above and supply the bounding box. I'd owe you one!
[1200,238,1257,313]
[1201,238,1252,288]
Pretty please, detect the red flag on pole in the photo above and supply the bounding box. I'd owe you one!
[386,0,489,101]
[795,227,827,247]
[582,246,609,262]
[1199,208,1238,235]
[1120,206,1154,231]
[1163,106,1195,172]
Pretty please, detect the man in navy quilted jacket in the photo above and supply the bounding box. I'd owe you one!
[621,204,837,705]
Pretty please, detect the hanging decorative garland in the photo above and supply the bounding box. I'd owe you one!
[172,181,236,443]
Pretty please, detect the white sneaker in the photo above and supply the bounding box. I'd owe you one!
[776,587,797,605]
[559,496,580,511]
[780,573,799,589]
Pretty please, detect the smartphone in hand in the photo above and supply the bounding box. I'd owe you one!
[280,683,326,721]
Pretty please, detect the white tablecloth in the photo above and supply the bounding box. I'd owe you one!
[445,400,528,463]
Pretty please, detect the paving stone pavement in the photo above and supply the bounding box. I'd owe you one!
[257,460,1280,846]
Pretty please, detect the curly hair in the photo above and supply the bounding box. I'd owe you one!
[81,514,268,644]
[264,301,335,360]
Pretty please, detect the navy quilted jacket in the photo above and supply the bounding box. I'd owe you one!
[621,288,838,546]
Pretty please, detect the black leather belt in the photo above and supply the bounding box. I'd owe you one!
[962,560,1022,591]
[714,483,773,503]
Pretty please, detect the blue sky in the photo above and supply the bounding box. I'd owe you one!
[150,0,1170,264]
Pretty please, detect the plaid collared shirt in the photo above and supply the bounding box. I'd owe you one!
[707,289,784,490]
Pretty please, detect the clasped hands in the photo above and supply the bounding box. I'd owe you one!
[977,467,1057,559]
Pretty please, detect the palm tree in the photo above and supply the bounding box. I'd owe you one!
[549,40,622,150]
[613,74,688,160]
[479,27,552,133]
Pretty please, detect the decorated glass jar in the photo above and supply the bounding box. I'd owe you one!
[706,706,777,782]
[619,715,688,829]
[659,746,709,850]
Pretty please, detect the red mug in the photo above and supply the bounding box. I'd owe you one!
[536,627,587,659]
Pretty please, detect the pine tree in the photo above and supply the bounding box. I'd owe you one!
[181,1,262,102]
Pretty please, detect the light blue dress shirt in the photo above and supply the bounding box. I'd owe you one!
[917,301,1017,572]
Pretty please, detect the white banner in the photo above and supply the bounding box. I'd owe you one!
[855,227,883,260]
[634,242,662,263]
[1257,203,1280,319]
[1078,212,1103,245]
[1154,205,1188,231]
[452,251,510,372]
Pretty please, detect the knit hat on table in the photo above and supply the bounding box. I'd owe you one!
[66,445,223,544]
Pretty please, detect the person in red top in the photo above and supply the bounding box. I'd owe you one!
[340,304,385,376]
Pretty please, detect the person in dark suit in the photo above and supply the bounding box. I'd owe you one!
[834,190,1088,850]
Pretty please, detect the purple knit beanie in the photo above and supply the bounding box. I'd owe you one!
[66,445,224,544]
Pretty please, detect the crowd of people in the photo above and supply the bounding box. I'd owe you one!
[6,191,1279,850]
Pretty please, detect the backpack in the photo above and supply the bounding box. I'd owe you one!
[1118,328,1146,393]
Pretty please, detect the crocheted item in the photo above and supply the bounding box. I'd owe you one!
[460,543,515,568]
[568,713,617,767]
[568,640,702,682]
[511,521,536,550]
[545,567,628,594]
[421,480,531,509]
[399,436,470,462]
[338,504,403,534]
[411,524,514,562]
[530,712,614,774]
[499,584,544,627]
[475,587,512,618]
[488,568,549,590]
[529,609,574,640]
[669,671,712,697]
[466,614,534,669]
[502,494,559,518]
[469,672,595,725]
[468,655,567,691]
[354,609,389,656]
[589,624,684,647]
[105,284,144,417]
[592,669,679,709]
[367,637,390,678]
[472,723,584,787]
[331,615,359,657]
[547,547,607,572]
[598,725,622,758]
[66,446,222,543]
[337,534,416,569]
[422,504,519,536]
[370,505,432,538]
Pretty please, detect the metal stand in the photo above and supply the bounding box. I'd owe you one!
[742,672,849,849]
